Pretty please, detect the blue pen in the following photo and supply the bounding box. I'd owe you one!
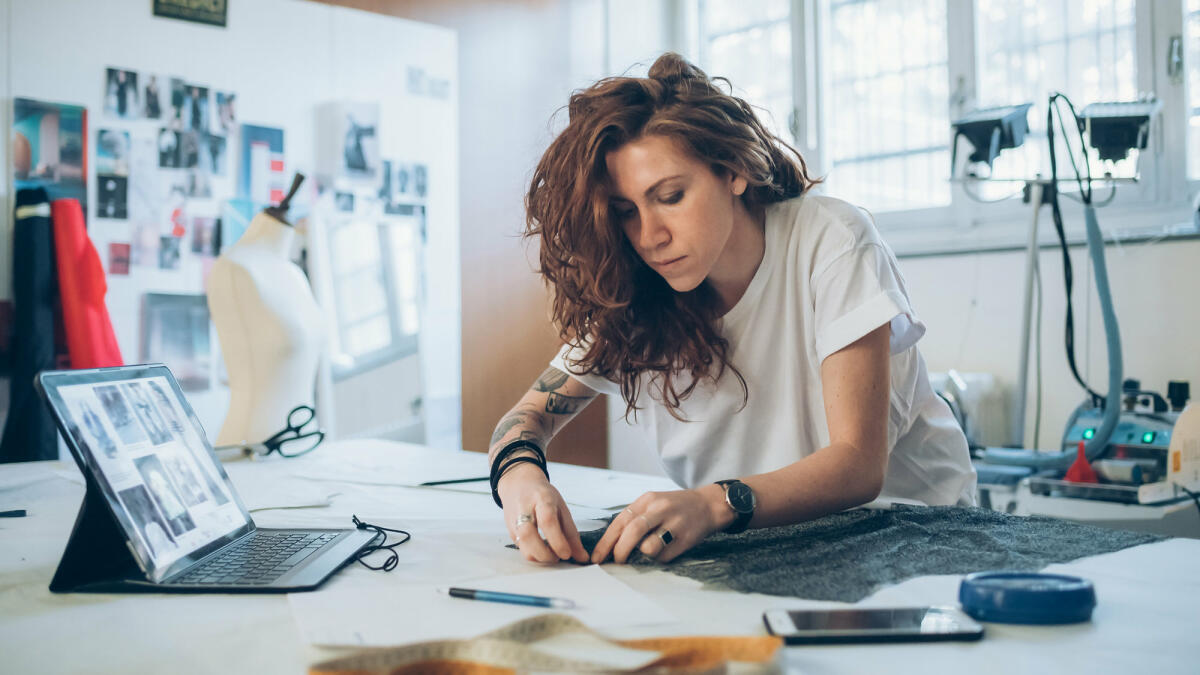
[447,587,576,609]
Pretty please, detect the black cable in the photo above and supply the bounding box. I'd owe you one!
[1181,487,1200,522]
[351,515,412,571]
[1045,93,1104,405]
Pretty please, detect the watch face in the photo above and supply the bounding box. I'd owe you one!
[727,482,755,513]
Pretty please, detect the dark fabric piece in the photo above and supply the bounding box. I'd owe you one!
[1,188,60,462]
[576,506,1164,602]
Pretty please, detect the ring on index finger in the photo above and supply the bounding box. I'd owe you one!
[516,513,535,528]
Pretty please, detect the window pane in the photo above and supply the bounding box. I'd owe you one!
[1187,0,1200,179]
[701,2,792,142]
[386,221,421,337]
[824,0,950,212]
[975,0,1138,180]
[343,315,391,358]
[702,0,788,36]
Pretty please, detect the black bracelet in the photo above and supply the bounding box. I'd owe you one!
[490,440,545,483]
[494,439,545,467]
[490,439,547,508]
[498,455,550,484]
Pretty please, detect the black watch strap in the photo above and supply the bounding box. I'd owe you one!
[715,479,754,534]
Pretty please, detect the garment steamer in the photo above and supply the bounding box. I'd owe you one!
[958,95,1198,520]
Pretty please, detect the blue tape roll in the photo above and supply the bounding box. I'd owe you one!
[959,572,1096,624]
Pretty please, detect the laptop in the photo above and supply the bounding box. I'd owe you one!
[35,364,376,593]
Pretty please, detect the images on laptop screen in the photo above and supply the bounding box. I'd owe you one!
[52,372,250,581]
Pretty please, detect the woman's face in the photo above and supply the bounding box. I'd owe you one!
[605,134,747,293]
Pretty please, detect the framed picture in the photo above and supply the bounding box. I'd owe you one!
[140,293,212,392]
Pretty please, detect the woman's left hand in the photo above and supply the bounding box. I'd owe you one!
[590,487,725,564]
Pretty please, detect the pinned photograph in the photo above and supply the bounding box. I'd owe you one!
[184,84,210,133]
[159,235,182,270]
[97,174,128,219]
[118,484,177,557]
[413,164,428,199]
[203,133,226,175]
[216,92,236,133]
[158,128,181,168]
[168,77,188,129]
[95,384,148,446]
[104,67,140,119]
[134,455,196,536]
[131,222,160,267]
[12,98,88,213]
[335,191,355,212]
[191,217,217,256]
[179,130,202,169]
[108,242,131,275]
[186,170,212,198]
[236,124,285,224]
[144,74,164,119]
[340,103,379,179]
[97,129,131,176]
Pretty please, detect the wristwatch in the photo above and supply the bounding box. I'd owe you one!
[714,479,756,534]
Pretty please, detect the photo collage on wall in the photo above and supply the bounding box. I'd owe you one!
[98,66,238,278]
[325,101,428,231]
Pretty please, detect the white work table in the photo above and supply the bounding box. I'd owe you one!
[1,439,1197,673]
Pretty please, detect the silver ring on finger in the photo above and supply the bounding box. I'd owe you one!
[516,513,535,528]
[658,529,674,547]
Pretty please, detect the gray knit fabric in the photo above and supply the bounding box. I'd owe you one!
[574,506,1164,602]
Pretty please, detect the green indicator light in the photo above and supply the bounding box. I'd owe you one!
[1142,431,1155,444]
[1082,428,1095,440]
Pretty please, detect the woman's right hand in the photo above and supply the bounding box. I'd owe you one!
[498,463,589,564]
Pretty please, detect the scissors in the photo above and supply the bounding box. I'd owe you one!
[240,404,325,459]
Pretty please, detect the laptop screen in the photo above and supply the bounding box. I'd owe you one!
[39,365,253,582]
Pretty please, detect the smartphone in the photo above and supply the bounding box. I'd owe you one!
[763,607,984,644]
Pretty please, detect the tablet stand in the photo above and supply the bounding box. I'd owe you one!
[49,476,146,593]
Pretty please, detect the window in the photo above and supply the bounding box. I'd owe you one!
[698,0,793,141]
[689,0,1198,254]
[326,214,422,378]
[824,0,950,211]
[975,0,1138,183]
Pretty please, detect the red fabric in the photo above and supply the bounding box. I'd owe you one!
[51,199,123,368]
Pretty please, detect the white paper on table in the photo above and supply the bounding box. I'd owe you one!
[426,467,679,511]
[239,483,340,512]
[288,564,674,647]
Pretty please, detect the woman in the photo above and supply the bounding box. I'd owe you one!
[488,52,975,566]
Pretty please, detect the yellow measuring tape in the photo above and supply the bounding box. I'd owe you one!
[310,613,783,674]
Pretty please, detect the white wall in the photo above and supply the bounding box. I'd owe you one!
[904,238,1200,450]
[1,0,459,448]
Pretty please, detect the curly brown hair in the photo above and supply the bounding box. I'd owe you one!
[525,52,819,420]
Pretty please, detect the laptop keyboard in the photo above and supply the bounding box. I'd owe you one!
[172,532,340,585]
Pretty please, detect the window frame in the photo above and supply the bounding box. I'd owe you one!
[690,0,1200,256]
[325,214,423,382]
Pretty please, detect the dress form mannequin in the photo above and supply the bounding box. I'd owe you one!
[207,175,324,446]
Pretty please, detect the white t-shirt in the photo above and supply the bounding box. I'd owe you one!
[551,194,977,506]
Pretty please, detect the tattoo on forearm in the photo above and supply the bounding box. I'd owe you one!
[490,414,526,446]
[533,368,569,393]
[545,392,589,415]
